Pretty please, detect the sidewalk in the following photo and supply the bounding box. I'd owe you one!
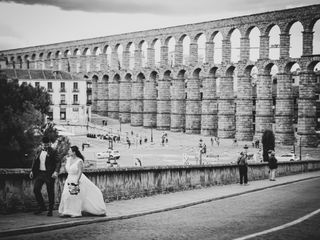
[1,171,320,238]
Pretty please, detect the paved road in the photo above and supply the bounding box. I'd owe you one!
[5,178,320,240]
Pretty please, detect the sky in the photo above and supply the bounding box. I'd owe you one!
[0,0,319,51]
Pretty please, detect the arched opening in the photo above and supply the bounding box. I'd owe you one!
[230,29,241,63]
[213,32,223,64]
[196,33,206,64]
[140,41,147,68]
[128,42,135,70]
[167,37,176,67]
[268,25,281,60]
[103,45,112,67]
[116,44,123,69]
[312,19,320,55]
[153,39,161,67]
[182,35,191,65]
[248,27,260,62]
[289,21,303,58]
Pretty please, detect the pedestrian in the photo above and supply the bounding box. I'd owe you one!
[58,146,107,217]
[210,137,213,146]
[268,150,278,181]
[237,145,249,185]
[29,136,61,216]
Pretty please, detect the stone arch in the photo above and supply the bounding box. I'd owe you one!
[287,21,304,58]
[115,43,123,69]
[92,47,101,55]
[136,40,147,68]
[266,24,281,60]
[246,26,261,62]
[165,36,176,67]
[211,31,223,64]
[311,18,320,55]
[194,32,206,64]
[125,42,135,70]
[150,38,161,67]
[82,48,90,56]
[228,28,241,63]
[73,49,80,56]
[102,45,112,67]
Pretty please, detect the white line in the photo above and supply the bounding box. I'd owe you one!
[233,208,320,240]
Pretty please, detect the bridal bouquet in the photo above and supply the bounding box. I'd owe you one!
[68,182,80,195]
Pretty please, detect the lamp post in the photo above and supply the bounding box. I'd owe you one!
[119,117,122,132]
[199,139,203,165]
[151,128,153,143]
[299,135,302,161]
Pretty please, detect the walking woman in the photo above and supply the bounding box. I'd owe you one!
[58,145,107,217]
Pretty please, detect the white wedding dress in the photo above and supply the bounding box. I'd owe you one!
[58,157,107,217]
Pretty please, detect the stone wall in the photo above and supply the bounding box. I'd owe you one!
[1,160,319,214]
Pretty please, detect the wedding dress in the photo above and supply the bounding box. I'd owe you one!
[58,157,107,217]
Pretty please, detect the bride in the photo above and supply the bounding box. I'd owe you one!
[58,145,107,217]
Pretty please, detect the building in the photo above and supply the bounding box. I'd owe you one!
[0,68,91,125]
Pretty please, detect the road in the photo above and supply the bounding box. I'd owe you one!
[5,178,320,240]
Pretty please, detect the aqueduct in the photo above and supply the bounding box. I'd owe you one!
[1,4,320,147]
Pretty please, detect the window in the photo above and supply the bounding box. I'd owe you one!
[60,82,65,92]
[47,82,53,92]
[60,94,66,104]
[35,82,40,88]
[73,94,78,104]
[73,82,78,92]
[60,110,66,120]
[49,94,53,104]
[316,94,320,102]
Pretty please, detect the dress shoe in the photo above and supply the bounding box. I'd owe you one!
[47,210,53,217]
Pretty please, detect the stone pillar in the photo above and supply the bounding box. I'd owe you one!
[174,44,183,66]
[157,79,171,130]
[111,49,119,70]
[189,43,198,65]
[134,49,142,69]
[61,57,69,72]
[69,56,77,73]
[279,33,290,59]
[91,78,98,113]
[143,80,157,127]
[122,50,130,70]
[131,80,144,126]
[171,78,186,132]
[222,39,231,63]
[298,71,317,147]
[302,31,314,56]
[100,53,109,71]
[255,74,273,139]
[160,45,168,66]
[205,42,214,64]
[119,78,132,123]
[29,60,36,69]
[275,73,294,145]
[52,58,59,70]
[96,79,108,116]
[185,77,201,134]
[89,55,97,72]
[201,76,218,136]
[236,75,253,140]
[80,55,87,73]
[218,76,235,138]
[240,37,250,61]
[108,79,120,119]
[259,35,269,59]
[147,48,155,68]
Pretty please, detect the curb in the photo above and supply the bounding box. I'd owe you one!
[1,175,319,238]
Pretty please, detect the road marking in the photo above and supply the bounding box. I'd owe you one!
[234,208,320,240]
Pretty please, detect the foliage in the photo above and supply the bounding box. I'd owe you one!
[55,135,71,162]
[261,129,275,162]
[0,76,51,168]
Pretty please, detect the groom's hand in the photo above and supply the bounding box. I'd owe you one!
[51,171,58,179]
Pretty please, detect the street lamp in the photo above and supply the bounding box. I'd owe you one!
[199,139,203,165]
[150,128,153,142]
[119,117,122,132]
[299,135,302,161]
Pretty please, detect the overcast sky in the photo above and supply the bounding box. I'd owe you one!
[0,0,319,50]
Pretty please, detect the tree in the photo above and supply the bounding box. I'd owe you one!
[261,129,275,162]
[0,75,51,168]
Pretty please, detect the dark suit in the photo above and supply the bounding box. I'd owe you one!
[31,147,61,211]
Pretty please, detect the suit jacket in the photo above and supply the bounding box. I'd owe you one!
[31,147,61,177]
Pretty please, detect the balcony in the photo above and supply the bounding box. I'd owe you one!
[72,101,79,105]
[72,89,79,92]
[87,100,92,105]
[60,88,66,92]
[47,88,53,92]
[60,101,66,105]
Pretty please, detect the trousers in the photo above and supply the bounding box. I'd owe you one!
[33,171,55,210]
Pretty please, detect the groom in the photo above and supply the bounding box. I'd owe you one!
[29,136,61,216]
